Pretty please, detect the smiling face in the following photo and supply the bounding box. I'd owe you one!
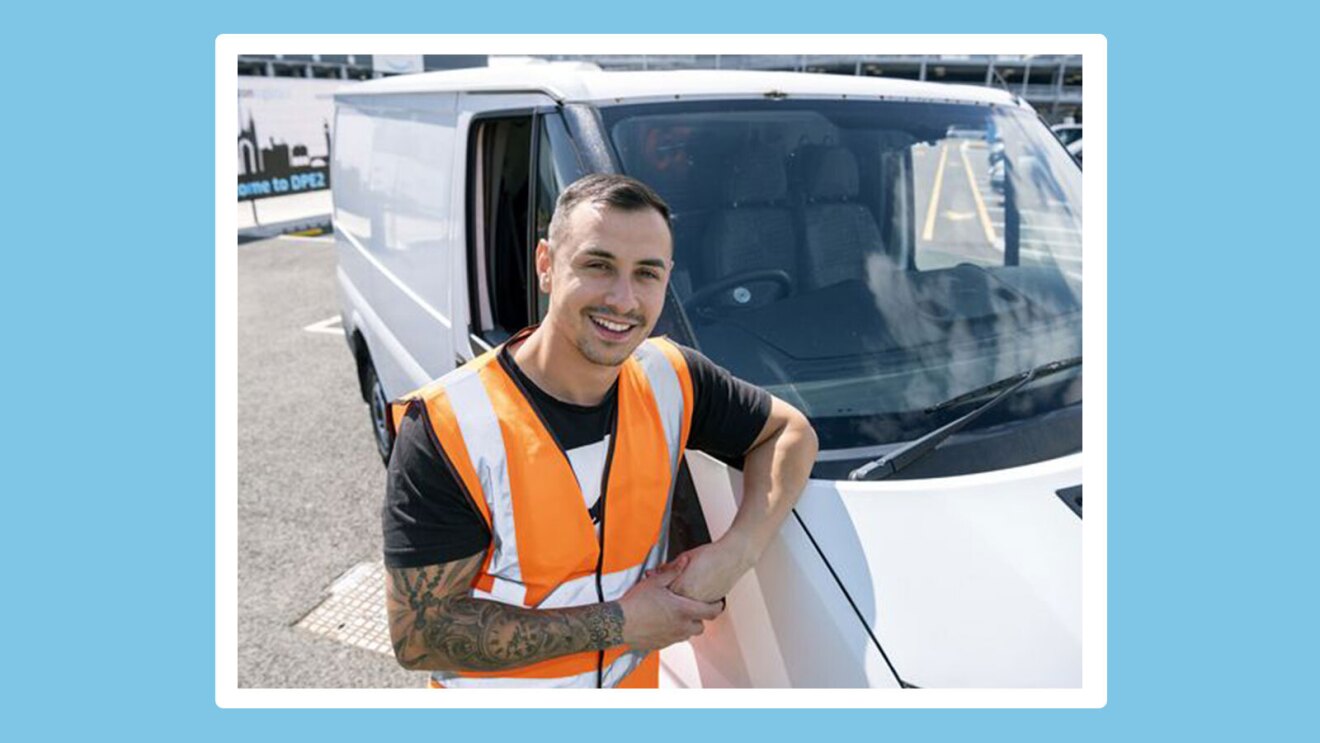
[536,201,672,368]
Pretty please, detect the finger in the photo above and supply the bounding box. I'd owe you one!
[655,558,686,575]
[673,593,725,620]
[659,552,691,574]
[667,574,697,599]
[687,620,705,637]
[649,568,679,588]
[694,600,724,621]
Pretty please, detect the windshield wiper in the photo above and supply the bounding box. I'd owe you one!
[924,356,1082,415]
[847,356,1082,482]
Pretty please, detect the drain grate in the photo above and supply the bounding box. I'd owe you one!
[296,560,392,656]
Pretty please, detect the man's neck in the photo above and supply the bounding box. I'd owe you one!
[510,324,620,407]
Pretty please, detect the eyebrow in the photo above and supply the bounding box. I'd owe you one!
[581,247,669,269]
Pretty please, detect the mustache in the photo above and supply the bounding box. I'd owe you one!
[583,307,646,325]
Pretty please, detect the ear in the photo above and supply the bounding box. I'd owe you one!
[535,239,552,294]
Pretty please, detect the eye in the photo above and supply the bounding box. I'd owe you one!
[637,269,661,281]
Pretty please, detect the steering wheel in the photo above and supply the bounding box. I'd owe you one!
[683,269,794,317]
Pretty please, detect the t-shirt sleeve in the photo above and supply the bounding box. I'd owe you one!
[382,401,491,568]
[678,345,773,462]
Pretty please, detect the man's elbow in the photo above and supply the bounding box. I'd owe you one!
[388,622,452,672]
[786,407,819,459]
[393,646,457,673]
[390,639,428,672]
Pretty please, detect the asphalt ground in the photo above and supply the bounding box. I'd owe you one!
[237,234,417,688]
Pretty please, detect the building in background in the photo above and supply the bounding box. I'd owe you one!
[237,54,490,80]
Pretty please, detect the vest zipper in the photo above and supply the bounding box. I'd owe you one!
[593,407,620,688]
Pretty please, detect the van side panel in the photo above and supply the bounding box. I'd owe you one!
[333,92,460,400]
[331,100,380,350]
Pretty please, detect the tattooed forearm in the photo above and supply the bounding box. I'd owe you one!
[386,559,625,672]
[414,596,624,672]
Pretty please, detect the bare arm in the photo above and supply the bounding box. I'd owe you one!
[723,395,820,561]
[386,553,722,672]
[670,396,819,602]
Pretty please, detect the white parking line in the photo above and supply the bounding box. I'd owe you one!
[958,140,997,245]
[922,142,951,242]
[303,315,343,335]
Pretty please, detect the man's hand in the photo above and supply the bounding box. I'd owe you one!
[665,539,754,604]
[617,565,725,650]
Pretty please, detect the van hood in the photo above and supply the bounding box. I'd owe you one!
[793,453,1083,687]
[681,450,1083,688]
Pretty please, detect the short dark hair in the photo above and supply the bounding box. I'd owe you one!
[547,174,671,246]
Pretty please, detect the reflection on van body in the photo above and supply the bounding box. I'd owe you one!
[332,67,1085,688]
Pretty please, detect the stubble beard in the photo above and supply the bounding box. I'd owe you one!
[575,312,647,367]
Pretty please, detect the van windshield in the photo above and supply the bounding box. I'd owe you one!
[602,99,1082,452]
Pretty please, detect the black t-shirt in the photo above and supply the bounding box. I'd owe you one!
[382,343,772,569]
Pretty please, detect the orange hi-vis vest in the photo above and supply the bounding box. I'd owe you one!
[389,330,695,688]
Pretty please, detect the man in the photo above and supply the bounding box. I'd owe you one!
[383,174,818,688]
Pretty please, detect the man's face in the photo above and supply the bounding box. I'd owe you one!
[537,202,672,367]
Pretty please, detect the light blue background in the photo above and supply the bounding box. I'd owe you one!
[4,2,1311,739]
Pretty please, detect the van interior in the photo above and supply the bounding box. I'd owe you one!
[469,116,534,346]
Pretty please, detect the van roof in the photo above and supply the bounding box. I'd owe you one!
[337,63,1021,108]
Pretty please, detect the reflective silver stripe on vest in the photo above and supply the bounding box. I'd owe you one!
[471,575,528,607]
[443,364,527,607]
[632,339,688,576]
[429,651,648,689]
[640,470,678,582]
[537,563,647,609]
[602,649,648,687]
[633,340,686,474]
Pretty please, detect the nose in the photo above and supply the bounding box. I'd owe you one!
[604,272,640,315]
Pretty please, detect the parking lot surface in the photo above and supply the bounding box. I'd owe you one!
[238,235,416,688]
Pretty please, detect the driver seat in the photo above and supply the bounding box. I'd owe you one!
[697,145,797,308]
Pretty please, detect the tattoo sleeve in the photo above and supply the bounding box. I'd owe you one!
[385,554,626,672]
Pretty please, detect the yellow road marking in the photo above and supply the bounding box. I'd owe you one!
[922,143,950,242]
[958,140,997,245]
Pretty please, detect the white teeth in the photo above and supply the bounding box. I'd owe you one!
[592,317,632,333]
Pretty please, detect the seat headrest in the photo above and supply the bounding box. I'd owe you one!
[722,145,788,206]
[794,145,860,202]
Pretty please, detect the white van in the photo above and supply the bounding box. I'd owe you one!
[332,63,1084,688]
